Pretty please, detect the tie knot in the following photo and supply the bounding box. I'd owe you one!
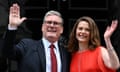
[50,44,55,49]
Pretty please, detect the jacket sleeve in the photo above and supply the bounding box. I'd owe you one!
[3,30,22,60]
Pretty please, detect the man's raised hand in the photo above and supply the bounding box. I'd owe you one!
[9,3,26,27]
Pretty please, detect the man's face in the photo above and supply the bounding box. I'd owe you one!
[42,15,63,42]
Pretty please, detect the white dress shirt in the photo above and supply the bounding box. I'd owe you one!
[42,37,61,72]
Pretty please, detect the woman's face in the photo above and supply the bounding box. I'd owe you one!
[76,21,90,43]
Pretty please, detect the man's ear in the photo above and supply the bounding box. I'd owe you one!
[60,26,63,34]
[41,24,44,32]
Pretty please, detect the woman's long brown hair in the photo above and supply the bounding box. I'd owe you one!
[67,16,101,53]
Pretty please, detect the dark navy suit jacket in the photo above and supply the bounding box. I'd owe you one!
[4,30,71,72]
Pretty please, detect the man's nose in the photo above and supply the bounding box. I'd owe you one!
[50,22,54,26]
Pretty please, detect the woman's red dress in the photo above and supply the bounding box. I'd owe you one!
[70,47,116,72]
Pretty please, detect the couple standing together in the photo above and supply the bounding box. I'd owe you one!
[3,3,120,72]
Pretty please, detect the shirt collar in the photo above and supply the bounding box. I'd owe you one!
[42,37,58,49]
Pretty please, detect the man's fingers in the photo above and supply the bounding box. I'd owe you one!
[10,3,20,17]
[20,17,27,23]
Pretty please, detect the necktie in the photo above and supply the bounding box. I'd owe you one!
[50,44,57,72]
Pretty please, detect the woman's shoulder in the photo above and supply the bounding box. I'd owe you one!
[96,46,106,51]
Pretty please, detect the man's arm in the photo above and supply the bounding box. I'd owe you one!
[3,3,26,59]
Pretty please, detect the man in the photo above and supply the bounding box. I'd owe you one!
[4,3,70,72]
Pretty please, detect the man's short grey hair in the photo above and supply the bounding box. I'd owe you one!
[43,10,63,25]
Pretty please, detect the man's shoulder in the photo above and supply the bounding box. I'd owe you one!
[20,38,41,43]
[17,38,42,49]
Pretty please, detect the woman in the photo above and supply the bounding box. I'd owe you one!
[68,16,120,72]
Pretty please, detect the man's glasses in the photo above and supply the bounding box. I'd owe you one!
[44,21,62,26]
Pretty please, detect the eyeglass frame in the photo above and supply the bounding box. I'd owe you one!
[44,20,63,26]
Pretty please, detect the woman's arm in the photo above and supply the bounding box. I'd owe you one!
[101,20,120,69]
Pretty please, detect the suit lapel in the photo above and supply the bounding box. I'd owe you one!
[37,40,46,72]
[58,43,65,72]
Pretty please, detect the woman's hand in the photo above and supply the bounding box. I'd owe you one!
[104,20,118,39]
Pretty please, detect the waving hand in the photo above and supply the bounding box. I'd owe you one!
[9,3,26,27]
[104,20,118,39]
